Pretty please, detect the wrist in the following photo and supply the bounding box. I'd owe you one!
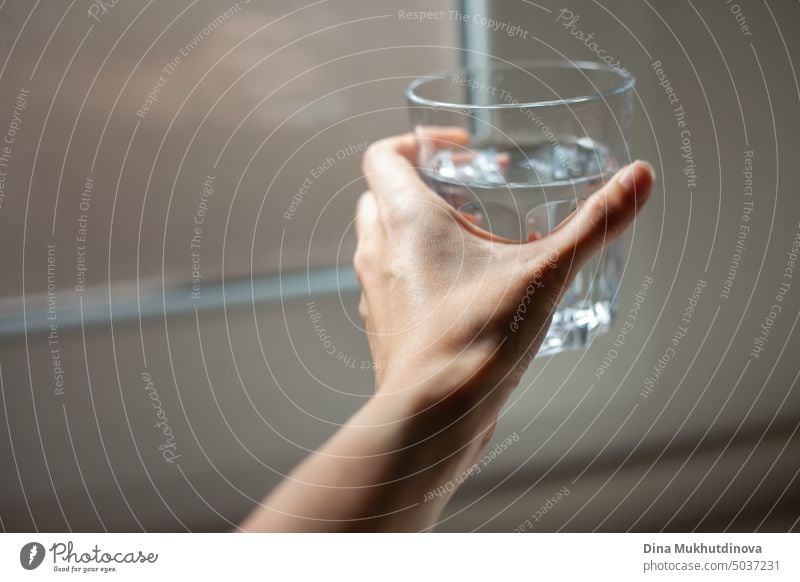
[364,359,503,468]
[376,344,510,421]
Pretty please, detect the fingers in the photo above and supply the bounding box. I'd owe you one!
[542,160,654,272]
[414,126,470,157]
[354,190,378,242]
[353,191,378,291]
[361,129,469,204]
[358,293,370,322]
[361,134,428,202]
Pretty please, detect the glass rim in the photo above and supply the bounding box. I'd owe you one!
[405,59,636,111]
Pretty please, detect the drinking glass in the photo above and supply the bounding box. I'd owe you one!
[406,60,636,355]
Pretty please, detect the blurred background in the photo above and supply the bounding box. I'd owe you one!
[0,0,798,532]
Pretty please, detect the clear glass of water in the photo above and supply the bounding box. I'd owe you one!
[406,60,636,355]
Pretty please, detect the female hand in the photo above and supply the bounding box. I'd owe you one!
[355,132,654,420]
[242,132,653,532]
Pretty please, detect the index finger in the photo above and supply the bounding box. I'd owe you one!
[361,133,424,201]
[361,128,470,204]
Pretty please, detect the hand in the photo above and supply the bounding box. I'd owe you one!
[242,134,652,532]
[355,132,654,417]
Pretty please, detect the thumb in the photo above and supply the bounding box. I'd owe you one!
[543,160,654,273]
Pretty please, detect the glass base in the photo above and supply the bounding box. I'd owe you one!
[537,300,616,357]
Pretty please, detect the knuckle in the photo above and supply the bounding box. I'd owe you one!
[353,249,371,278]
[584,192,611,225]
[358,294,370,321]
[380,199,417,230]
[361,153,372,177]
[362,140,389,173]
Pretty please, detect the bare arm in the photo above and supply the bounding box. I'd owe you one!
[241,133,653,532]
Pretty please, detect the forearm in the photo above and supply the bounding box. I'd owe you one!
[240,373,499,532]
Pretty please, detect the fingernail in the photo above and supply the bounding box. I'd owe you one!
[617,160,653,190]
